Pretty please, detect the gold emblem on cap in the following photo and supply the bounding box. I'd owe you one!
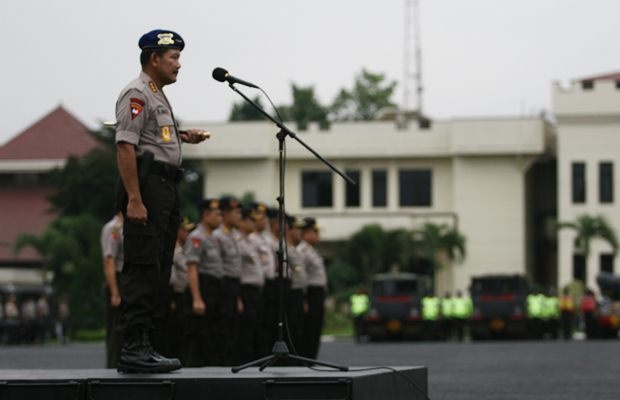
[210,200,219,209]
[157,33,175,46]
[161,126,172,142]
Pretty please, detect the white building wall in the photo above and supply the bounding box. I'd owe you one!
[555,80,620,293]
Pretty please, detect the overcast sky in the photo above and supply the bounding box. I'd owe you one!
[2,0,620,145]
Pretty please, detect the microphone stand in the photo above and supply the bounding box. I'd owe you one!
[227,83,351,373]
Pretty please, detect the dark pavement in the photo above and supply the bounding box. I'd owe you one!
[0,339,617,399]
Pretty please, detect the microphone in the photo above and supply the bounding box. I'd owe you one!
[212,67,259,89]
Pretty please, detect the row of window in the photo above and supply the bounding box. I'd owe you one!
[573,254,615,280]
[301,169,433,208]
[571,161,613,204]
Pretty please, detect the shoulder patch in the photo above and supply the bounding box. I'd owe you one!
[191,237,201,249]
[130,98,144,120]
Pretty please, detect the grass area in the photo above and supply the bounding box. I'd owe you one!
[323,311,353,337]
[72,328,105,342]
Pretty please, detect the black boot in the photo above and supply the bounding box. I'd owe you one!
[117,331,182,373]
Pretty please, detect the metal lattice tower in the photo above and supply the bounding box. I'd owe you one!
[402,0,423,118]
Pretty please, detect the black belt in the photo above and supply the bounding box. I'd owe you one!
[150,160,184,182]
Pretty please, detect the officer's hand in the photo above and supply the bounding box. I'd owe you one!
[180,129,210,144]
[127,197,148,225]
[193,298,206,315]
[110,293,121,308]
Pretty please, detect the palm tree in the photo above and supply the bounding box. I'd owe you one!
[557,214,618,283]
[412,223,466,293]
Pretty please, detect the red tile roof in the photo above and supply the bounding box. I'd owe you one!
[0,188,56,263]
[579,71,620,82]
[0,106,100,160]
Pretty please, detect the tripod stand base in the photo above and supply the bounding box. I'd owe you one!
[231,340,349,373]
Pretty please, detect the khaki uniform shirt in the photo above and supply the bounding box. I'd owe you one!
[239,234,265,287]
[170,242,189,293]
[115,72,182,167]
[287,244,307,290]
[100,215,124,273]
[184,224,224,279]
[213,227,242,279]
[250,232,276,280]
[297,240,327,288]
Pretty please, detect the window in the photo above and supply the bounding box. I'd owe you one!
[399,169,432,207]
[345,170,360,208]
[571,162,586,204]
[573,254,586,282]
[600,254,614,274]
[372,169,387,207]
[302,171,333,208]
[581,80,594,90]
[599,162,613,203]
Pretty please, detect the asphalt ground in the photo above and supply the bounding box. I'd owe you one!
[0,339,618,400]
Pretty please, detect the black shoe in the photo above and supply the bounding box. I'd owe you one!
[117,332,182,373]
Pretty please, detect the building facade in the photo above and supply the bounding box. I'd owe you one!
[183,117,556,293]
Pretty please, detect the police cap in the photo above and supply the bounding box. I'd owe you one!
[301,217,319,231]
[139,29,185,51]
[198,198,220,214]
[219,196,241,212]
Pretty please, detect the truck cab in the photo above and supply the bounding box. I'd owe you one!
[362,273,431,341]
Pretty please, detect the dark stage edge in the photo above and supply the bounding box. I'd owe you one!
[0,366,427,400]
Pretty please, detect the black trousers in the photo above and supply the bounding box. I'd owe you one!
[117,173,180,350]
[104,282,122,368]
[162,289,186,360]
[286,288,305,356]
[303,286,325,359]
[257,279,276,356]
[220,276,241,365]
[561,310,573,340]
[184,275,225,366]
[237,284,264,364]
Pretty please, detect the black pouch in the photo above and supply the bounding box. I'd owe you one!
[123,222,159,265]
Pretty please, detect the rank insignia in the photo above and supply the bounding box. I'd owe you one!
[149,81,158,93]
[129,98,144,120]
[161,126,172,142]
[192,237,201,249]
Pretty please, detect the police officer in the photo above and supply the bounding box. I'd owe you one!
[185,199,225,366]
[101,211,124,367]
[298,217,327,359]
[452,290,473,342]
[115,29,209,373]
[237,208,266,363]
[350,289,370,342]
[441,292,454,341]
[164,217,195,360]
[213,196,243,365]
[527,290,545,339]
[285,215,307,357]
[422,294,440,340]
[250,203,277,356]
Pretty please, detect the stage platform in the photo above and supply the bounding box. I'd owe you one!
[0,366,427,400]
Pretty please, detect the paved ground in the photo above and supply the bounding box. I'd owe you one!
[0,339,618,399]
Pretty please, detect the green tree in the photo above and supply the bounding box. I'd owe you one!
[330,69,397,121]
[14,214,104,328]
[229,96,266,121]
[557,214,618,282]
[289,84,329,131]
[412,223,466,270]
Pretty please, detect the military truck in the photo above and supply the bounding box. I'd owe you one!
[596,272,620,339]
[361,272,432,341]
[469,274,531,339]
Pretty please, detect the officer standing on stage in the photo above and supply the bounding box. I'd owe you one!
[185,199,225,366]
[100,211,124,367]
[213,196,243,365]
[298,217,327,359]
[115,29,209,373]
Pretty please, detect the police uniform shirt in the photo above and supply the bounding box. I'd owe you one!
[297,240,327,288]
[101,215,124,273]
[184,224,224,279]
[239,234,265,287]
[170,243,189,293]
[115,71,182,167]
[213,227,242,279]
[287,244,307,290]
[250,232,276,280]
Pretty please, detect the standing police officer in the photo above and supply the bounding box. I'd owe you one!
[100,211,124,367]
[298,217,327,359]
[115,29,208,373]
